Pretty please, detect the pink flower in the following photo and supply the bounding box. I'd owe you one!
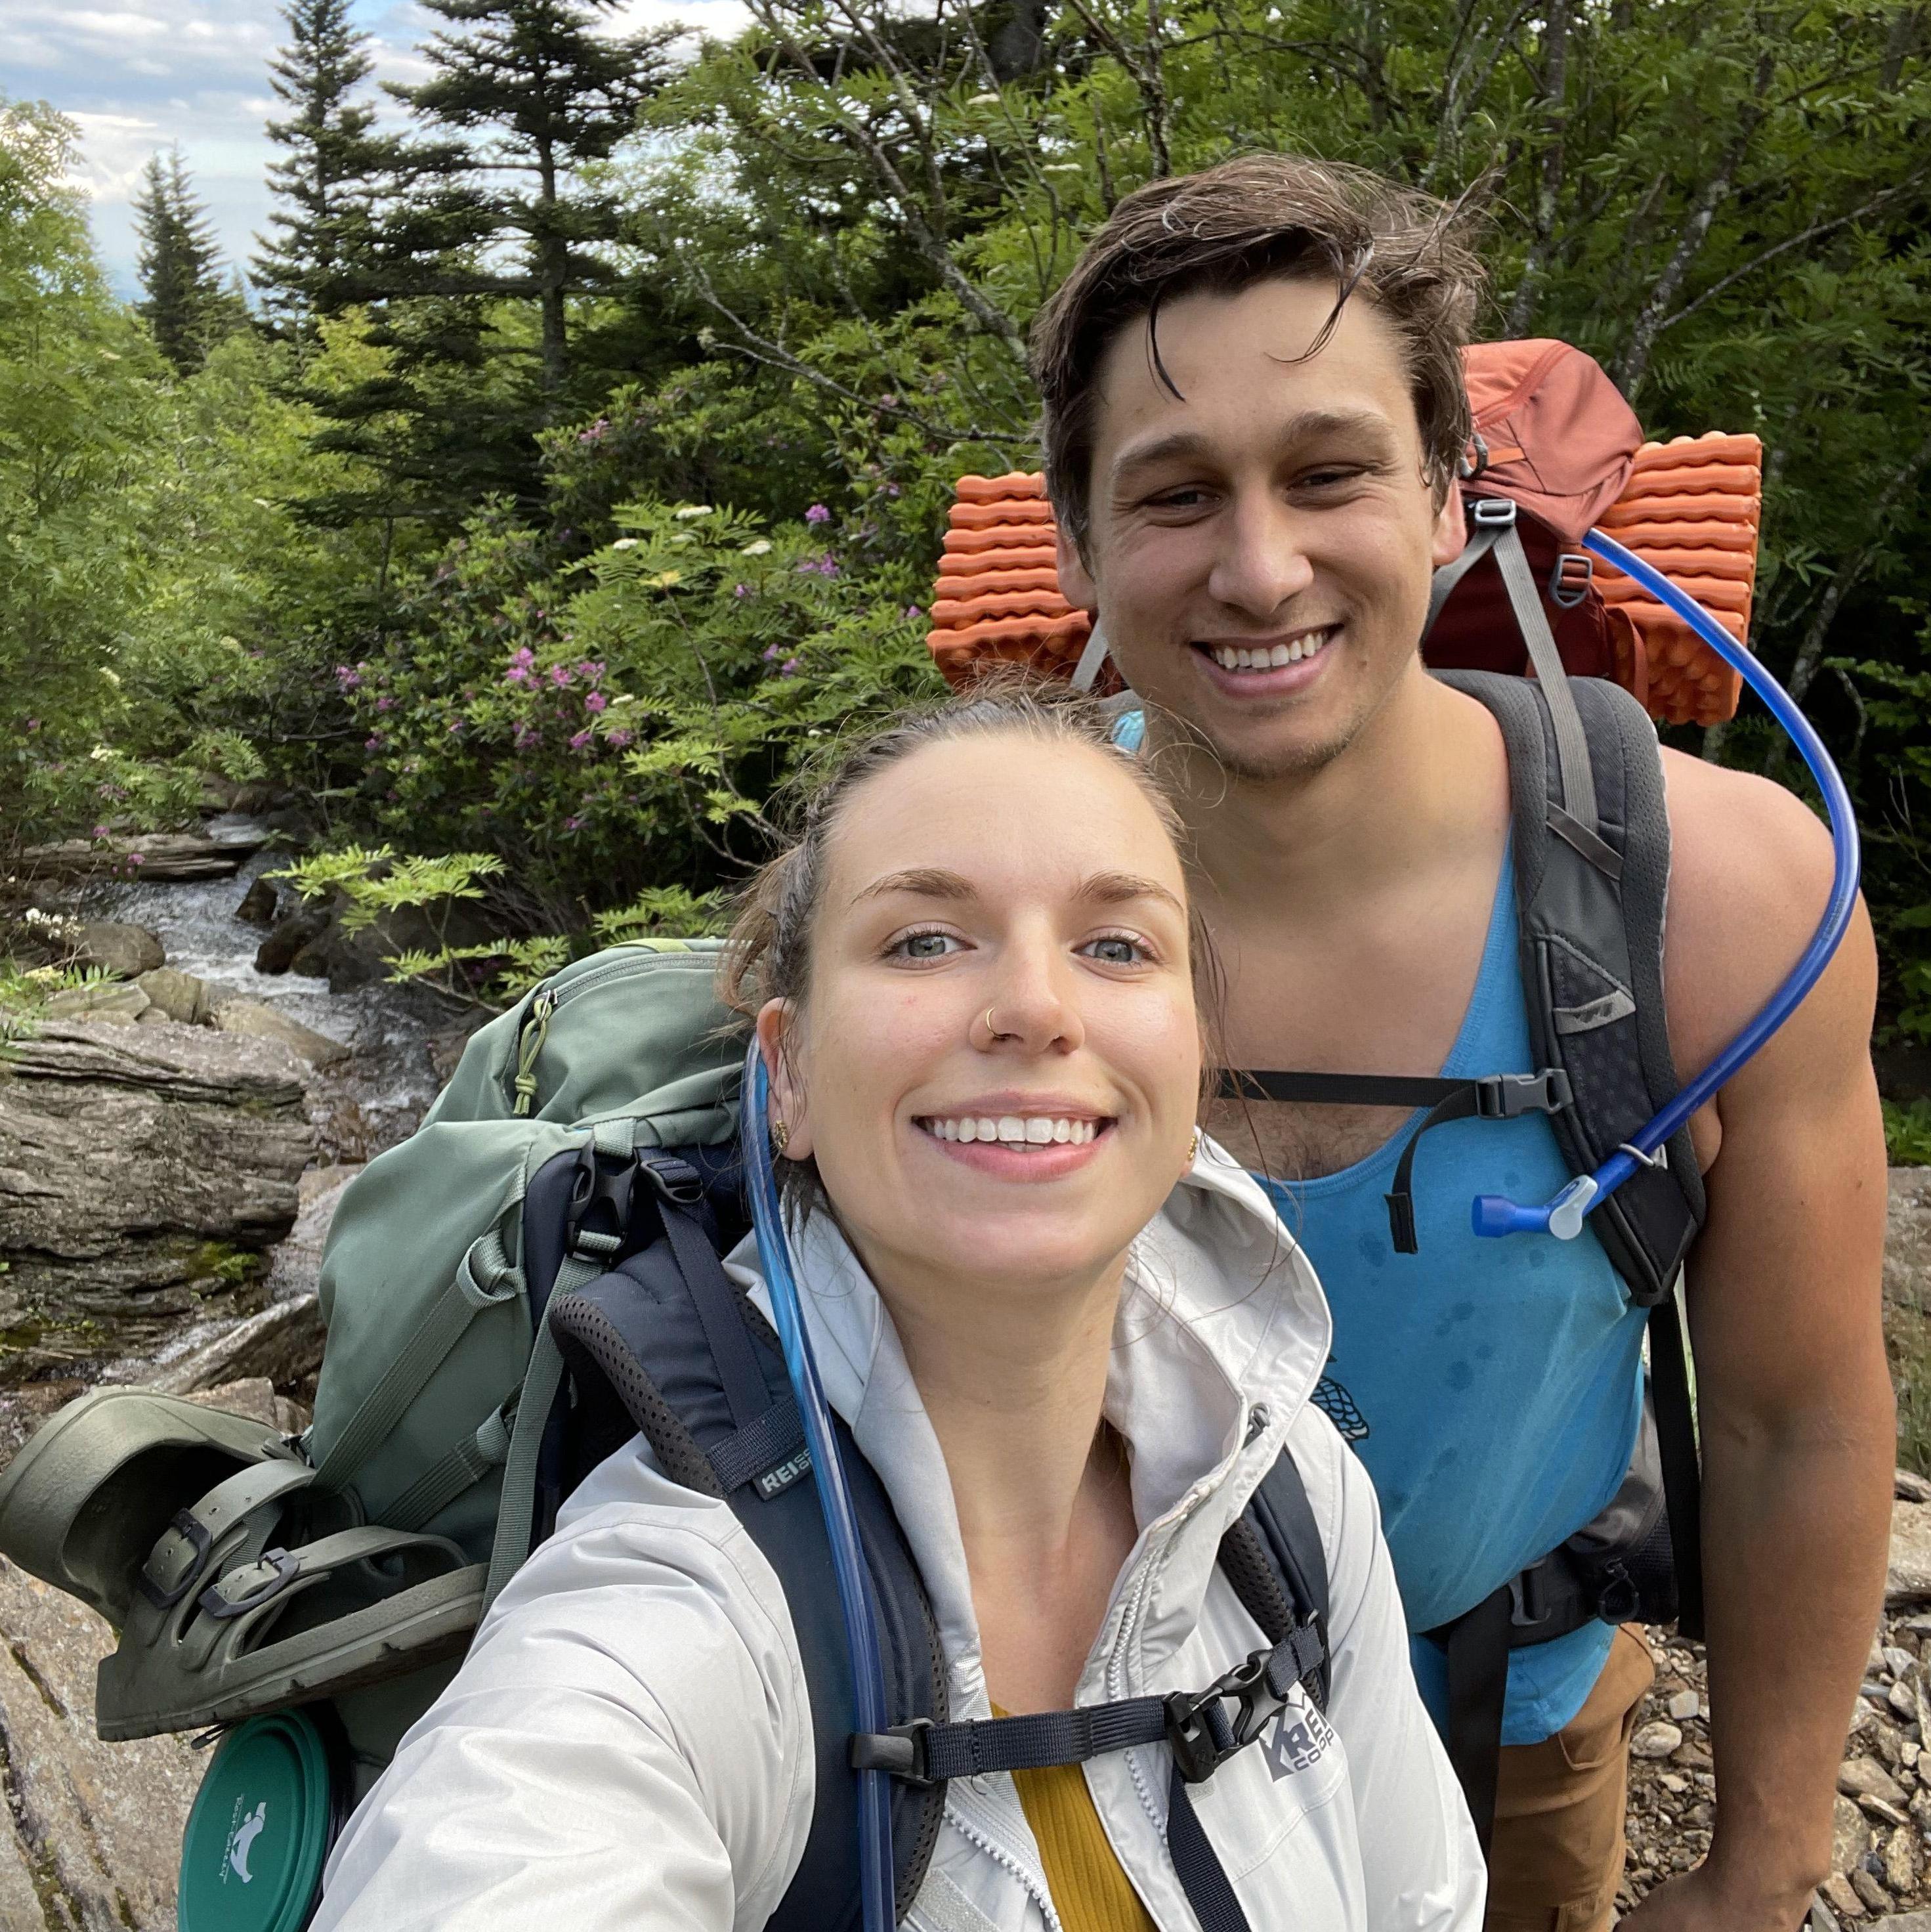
[903,604,923,619]
[24,718,39,731]
[762,644,782,661]
[548,664,574,688]
[805,503,830,525]
[448,719,465,735]
[880,394,898,408]
[334,664,362,691]
[780,656,801,676]
[127,853,144,867]
[364,735,385,752]
[563,815,584,832]
[733,583,752,598]
[569,729,593,752]
[584,691,608,713]
[90,824,109,840]
[375,695,394,712]
[513,723,540,749]
[608,728,634,748]
[576,660,605,685]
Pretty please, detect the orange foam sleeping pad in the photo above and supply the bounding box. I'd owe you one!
[926,437,1762,726]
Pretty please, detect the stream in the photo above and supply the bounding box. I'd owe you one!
[74,815,453,1161]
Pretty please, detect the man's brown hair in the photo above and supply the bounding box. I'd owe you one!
[1030,154,1487,556]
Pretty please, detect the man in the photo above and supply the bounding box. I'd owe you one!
[1034,154,1894,1931]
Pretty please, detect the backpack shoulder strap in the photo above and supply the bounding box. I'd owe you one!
[541,1155,946,1931]
[1433,668,1706,1302]
[1218,1445,1330,1711]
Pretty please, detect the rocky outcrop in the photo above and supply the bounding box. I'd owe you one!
[1890,1168,1931,1319]
[209,998,351,1069]
[0,1556,203,1930]
[0,1021,313,1383]
[71,922,164,980]
[18,832,264,883]
[135,969,211,1025]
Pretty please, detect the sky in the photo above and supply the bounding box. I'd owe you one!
[3,0,750,300]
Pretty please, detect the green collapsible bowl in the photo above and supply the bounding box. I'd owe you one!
[178,1711,344,1932]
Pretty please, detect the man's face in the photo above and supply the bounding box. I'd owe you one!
[1058,275,1464,783]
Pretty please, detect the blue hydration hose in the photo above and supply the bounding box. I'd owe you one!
[741,1044,898,1932]
[1472,529,1862,1242]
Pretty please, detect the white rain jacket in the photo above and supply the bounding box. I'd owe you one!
[316,1146,1484,1932]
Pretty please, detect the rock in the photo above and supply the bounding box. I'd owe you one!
[0,1021,313,1383]
[1900,1471,1931,1505]
[0,1381,85,1476]
[177,1375,280,1428]
[234,875,279,926]
[1852,1869,1895,1915]
[1891,1168,1931,1318]
[1843,1757,1911,1808]
[134,966,211,1025]
[1863,1915,1931,1931]
[210,998,350,1069]
[1838,1792,1877,1870]
[254,907,330,976]
[1888,1646,1919,1678]
[1666,1687,1700,1721]
[264,1165,361,1304]
[1671,1737,1714,1770]
[71,920,165,979]
[1886,1824,1919,1898]
[1820,1872,1865,1920]
[18,829,265,882]
[1633,1721,1683,1759]
[1890,1501,1931,1604]
[144,1295,325,1396]
[39,980,151,1023]
[1892,1681,1919,1722]
[1808,1895,1841,1932]
[0,1555,204,1927]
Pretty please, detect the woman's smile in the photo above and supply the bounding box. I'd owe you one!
[913,1098,1118,1180]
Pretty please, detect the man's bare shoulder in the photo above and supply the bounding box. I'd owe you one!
[1657,744,1871,1109]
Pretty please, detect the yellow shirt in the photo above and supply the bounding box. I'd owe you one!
[991,1705,1158,1932]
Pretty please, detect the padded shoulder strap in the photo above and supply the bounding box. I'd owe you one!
[1221,1446,1331,1711]
[541,1159,946,1931]
[1434,670,1705,1304]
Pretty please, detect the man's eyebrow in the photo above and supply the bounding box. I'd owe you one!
[850,867,977,907]
[1076,870,1186,915]
[1108,408,1398,488]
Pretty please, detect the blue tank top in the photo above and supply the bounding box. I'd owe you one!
[1258,851,1645,1746]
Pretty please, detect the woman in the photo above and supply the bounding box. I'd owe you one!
[314,687,1482,1931]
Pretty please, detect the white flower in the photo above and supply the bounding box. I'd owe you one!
[968,91,1000,104]
[100,668,120,686]
[610,693,635,705]
[88,745,114,762]
[612,538,640,550]
[1042,162,1084,174]
[673,504,713,520]
[740,539,773,556]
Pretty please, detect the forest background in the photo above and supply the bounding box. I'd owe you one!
[3,0,1930,1157]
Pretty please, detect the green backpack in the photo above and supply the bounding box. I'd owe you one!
[0,938,742,1804]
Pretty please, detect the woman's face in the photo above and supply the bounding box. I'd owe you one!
[761,730,1201,1304]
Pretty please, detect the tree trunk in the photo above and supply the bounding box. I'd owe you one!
[536,137,568,410]
[1505,0,1572,336]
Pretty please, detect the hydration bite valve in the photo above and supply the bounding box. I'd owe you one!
[1471,1174,1596,1241]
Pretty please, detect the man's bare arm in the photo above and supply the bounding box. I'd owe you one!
[1629,758,1892,1929]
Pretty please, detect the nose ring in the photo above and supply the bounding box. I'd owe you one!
[979,1007,1011,1045]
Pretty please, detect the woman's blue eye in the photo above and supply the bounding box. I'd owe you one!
[897,931,958,960]
[1084,935,1145,966]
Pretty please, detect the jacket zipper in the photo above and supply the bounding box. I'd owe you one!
[943,1804,1063,1932]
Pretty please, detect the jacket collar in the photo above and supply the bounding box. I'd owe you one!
[726,1140,1332,1708]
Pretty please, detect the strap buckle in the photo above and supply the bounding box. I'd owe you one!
[137,1509,215,1611]
[850,1715,935,1788]
[640,1151,706,1209]
[565,1148,639,1255]
[1549,550,1594,609]
[1508,1560,1555,1632]
[1164,1643,1294,1785]
[1472,1070,1573,1119]
[1470,496,1517,528]
[197,1547,301,1621]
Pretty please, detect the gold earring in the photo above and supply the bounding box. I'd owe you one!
[1189,1127,1200,1164]
[771,1119,790,1152]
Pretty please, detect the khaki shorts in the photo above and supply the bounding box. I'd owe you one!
[1483,1625,1657,1932]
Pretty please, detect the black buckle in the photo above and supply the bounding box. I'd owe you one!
[1472,1070,1573,1120]
[1164,1646,1290,1784]
[1550,550,1594,609]
[136,1509,215,1611]
[640,1151,705,1208]
[565,1148,640,1253]
[198,1547,300,1621]
[1594,1558,1640,1626]
[1470,495,1517,528]
[850,1716,934,1787]
[1508,1561,1554,1632]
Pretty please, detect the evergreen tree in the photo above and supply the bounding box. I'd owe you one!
[133,148,245,372]
[252,0,399,323]
[383,0,672,412]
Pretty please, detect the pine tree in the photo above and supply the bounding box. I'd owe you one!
[383,0,671,412]
[132,149,245,373]
[252,0,400,322]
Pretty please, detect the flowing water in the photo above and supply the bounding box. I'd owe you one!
[74,815,452,1160]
